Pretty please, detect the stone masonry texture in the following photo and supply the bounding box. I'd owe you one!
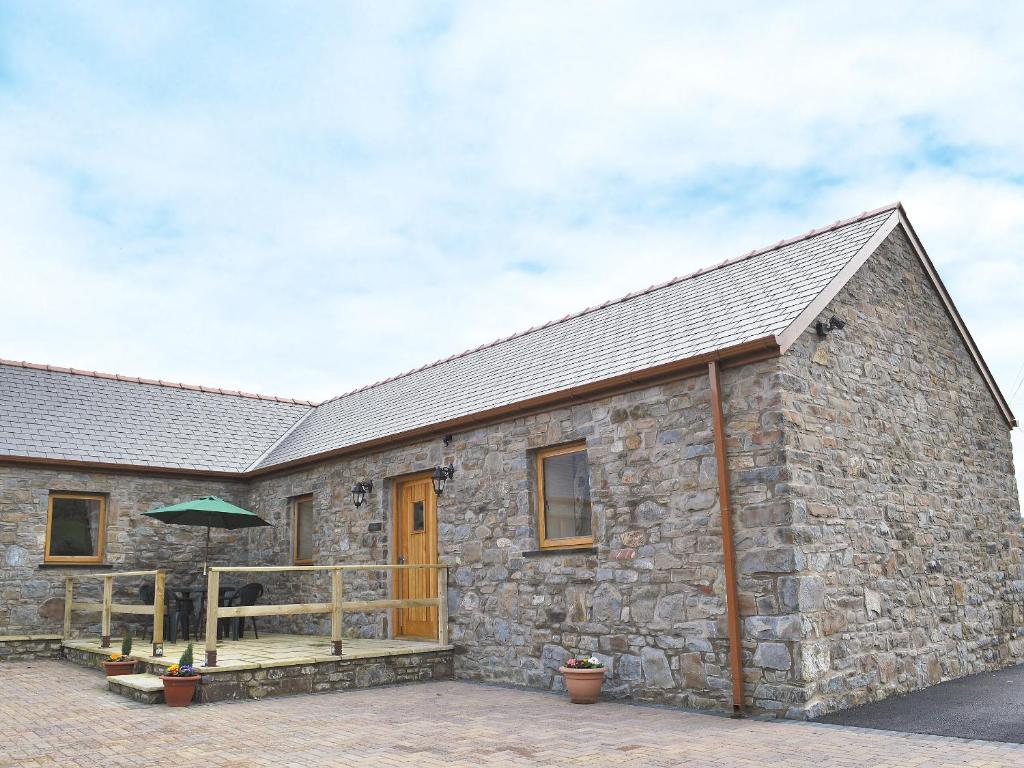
[777,226,1024,716]
[0,467,250,636]
[0,223,1020,717]
[0,364,791,711]
[58,643,454,703]
[0,635,63,661]
[239,357,797,712]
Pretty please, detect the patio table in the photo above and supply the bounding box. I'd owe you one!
[172,585,237,640]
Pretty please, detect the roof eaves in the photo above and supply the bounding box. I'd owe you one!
[251,334,781,475]
[0,453,248,479]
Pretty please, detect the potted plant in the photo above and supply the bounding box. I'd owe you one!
[160,642,201,707]
[559,656,606,704]
[102,636,138,676]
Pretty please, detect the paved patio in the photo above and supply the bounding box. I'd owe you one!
[3,661,1023,768]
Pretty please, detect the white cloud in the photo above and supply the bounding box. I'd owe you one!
[1,1,1023,490]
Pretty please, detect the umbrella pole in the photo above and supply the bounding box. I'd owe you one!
[204,525,210,576]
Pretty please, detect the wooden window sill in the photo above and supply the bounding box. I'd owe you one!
[38,563,112,569]
[522,547,597,558]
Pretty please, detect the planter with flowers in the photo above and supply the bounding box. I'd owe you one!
[102,636,138,676]
[160,642,201,707]
[558,656,606,704]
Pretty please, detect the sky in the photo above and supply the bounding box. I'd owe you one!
[2,2,1024,487]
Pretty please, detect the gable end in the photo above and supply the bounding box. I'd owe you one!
[777,206,1015,428]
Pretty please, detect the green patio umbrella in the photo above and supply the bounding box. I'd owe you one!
[142,496,272,574]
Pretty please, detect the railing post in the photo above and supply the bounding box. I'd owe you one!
[204,568,219,667]
[437,566,449,645]
[331,569,344,657]
[63,577,74,642]
[100,575,113,647]
[152,570,165,657]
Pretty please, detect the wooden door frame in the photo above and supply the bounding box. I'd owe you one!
[390,471,438,639]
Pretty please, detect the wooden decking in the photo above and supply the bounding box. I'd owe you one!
[65,633,452,673]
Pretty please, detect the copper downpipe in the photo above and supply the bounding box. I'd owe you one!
[708,360,745,714]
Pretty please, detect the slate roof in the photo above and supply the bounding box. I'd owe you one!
[0,204,916,474]
[253,206,897,469]
[0,363,312,472]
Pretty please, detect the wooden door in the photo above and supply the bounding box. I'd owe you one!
[393,474,437,639]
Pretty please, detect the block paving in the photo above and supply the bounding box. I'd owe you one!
[2,660,1023,767]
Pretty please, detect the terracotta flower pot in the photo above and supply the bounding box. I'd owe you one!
[559,666,606,704]
[160,674,201,707]
[102,659,138,676]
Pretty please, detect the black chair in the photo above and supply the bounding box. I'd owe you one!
[139,584,189,644]
[229,583,264,640]
[215,587,237,640]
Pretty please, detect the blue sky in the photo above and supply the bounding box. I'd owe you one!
[2,2,1024,484]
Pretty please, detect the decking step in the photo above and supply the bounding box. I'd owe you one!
[108,673,165,704]
[110,673,164,691]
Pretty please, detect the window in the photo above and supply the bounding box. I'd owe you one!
[536,443,593,548]
[292,495,314,564]
[45,493,106,564]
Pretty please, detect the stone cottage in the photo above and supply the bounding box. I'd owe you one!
[1,202,1021,717]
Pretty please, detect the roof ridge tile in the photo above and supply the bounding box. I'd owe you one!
[317,202,900,406]
[0,358,318,406]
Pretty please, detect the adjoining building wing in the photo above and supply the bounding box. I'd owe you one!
[0,362,313,473]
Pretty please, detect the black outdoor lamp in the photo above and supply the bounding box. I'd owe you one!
[351,481,373,508]
[431,464,455,496]
[815,315,846,337]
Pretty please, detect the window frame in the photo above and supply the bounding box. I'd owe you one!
[44,492,107,564]
[535,442,594,549]
[291,494,315,565]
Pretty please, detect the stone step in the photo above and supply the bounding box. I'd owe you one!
[107,673,165,705]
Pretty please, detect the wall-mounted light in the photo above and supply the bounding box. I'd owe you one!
[815,315,846,337]
[351,481,373,508]
[431,464,455,496]
[442,434,453,447]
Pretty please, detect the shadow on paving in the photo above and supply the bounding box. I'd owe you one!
[815,663,1024,744]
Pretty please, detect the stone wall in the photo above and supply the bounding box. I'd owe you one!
[0,466,252,636]
[242,358,799,711]
[243,460,391,639]
[0,635,63,661]
[197,651,454,703]
[723,361,805,714]
[61,643,454,703]
[779,225,1024,717]
[0,362,815,712]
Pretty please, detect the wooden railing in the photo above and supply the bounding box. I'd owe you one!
[203,564,448,667]
[62,570,166,656]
